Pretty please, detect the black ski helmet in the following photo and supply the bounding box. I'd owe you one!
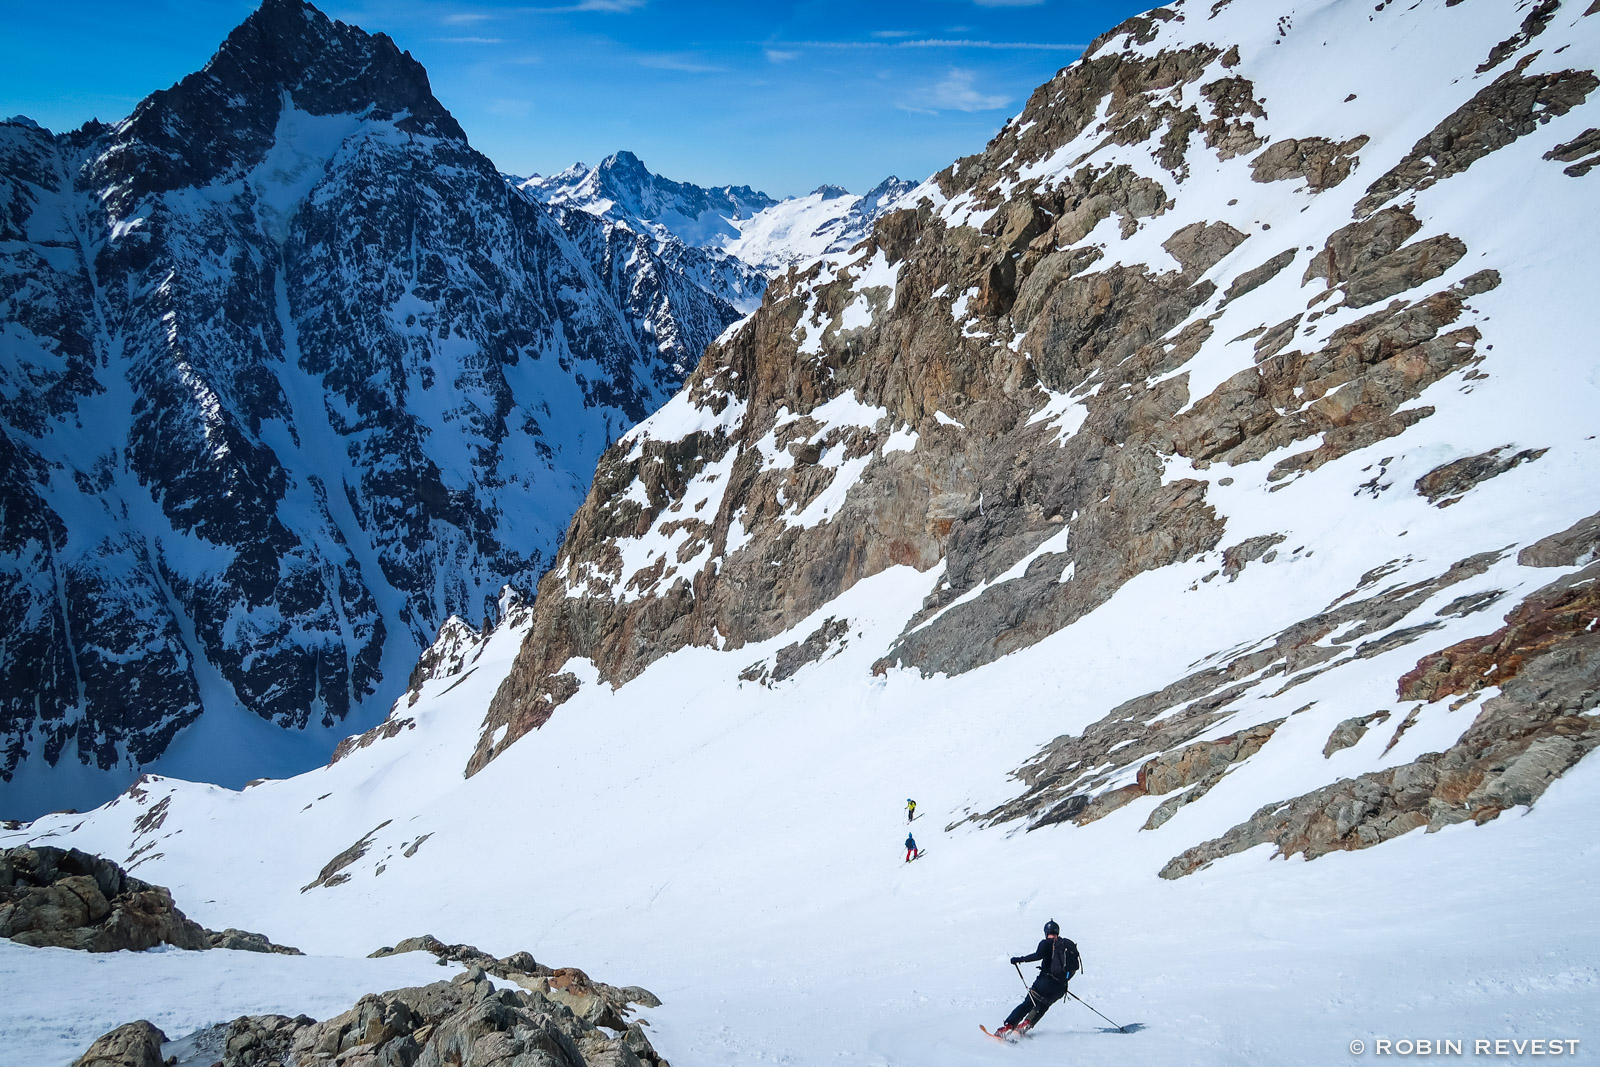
[1044,919,1060,936]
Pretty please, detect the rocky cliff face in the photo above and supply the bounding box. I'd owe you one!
[0,0,739,814]
[474,0,1600,870]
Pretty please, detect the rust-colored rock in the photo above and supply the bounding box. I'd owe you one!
[1397,561,1600,704]
[1161,563,1600,878]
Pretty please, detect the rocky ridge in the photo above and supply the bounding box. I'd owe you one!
[74,964,668,1067]
[472,0,1600,876]
[1,844,299,953]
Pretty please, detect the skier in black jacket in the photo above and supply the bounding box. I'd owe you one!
[993,920,1079,1038]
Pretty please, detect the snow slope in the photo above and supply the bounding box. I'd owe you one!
[6,0,1600,1062]
[7,560,1597,1064]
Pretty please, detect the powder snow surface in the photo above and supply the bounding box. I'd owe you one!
[6,558,1597,1064]
[0,942,462,1066]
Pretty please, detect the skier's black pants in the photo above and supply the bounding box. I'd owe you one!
[1005,974,1066,1028]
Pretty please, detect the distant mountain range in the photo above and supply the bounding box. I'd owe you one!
[518,151,918,276]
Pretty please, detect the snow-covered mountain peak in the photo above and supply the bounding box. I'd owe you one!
[521,150,779,248]
[0,0,746,817]
[98,0,460,214]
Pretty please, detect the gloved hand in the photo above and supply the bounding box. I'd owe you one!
[1009,957,1022,965]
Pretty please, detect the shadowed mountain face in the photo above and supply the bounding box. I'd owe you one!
[0,0,742,815]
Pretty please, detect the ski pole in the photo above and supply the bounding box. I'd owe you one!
[1013,962,1042,1007]
[1065,988,1127,1033]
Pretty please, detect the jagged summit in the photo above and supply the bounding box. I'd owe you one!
[856,175,914,213]
[102,0,462,204]
[592,149,777,218]
[521,151,780,248]
[521,153,923,275]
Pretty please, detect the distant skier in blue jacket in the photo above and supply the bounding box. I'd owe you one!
[904,833,919,862]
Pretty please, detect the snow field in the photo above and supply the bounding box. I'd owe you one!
[0,940,465,1067]
[12,459,1600,1063]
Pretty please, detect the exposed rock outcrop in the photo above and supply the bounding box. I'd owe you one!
[1,845,301,955]
[1478,0,1562,73]
[1322,710,1392,757]
[1543,126,1600,176]
[1222,248,1298,303]
[1517,508,1600,568]
[974,550,1501,832]
[1221,534,1286,580]
[301,822,391,892]
[1414,446,1546,506]
[80,965,670,1067]
[1356,58,1598,216]
[1161,561,1600,878]
[1250,135,1369,191]
[368,934,662,1028]
[208,928,304,955]
[0,845,209,952]
[71,1021,167,1067]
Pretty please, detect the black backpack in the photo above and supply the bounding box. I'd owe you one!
[1050,938,1081,980]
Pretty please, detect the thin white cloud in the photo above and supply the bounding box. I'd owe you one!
[904,67,1009,112]
[764,48,799,63]
[638,54,727,73]
[517,0,646,10]
[441,12,497,24]
[871,29,917,38]
[486,98,535,117]
[436,36,504,44]
[773,38,1082,51]
[897,38,1082,50]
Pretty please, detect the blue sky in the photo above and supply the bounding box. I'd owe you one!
[0,0,1152,197]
